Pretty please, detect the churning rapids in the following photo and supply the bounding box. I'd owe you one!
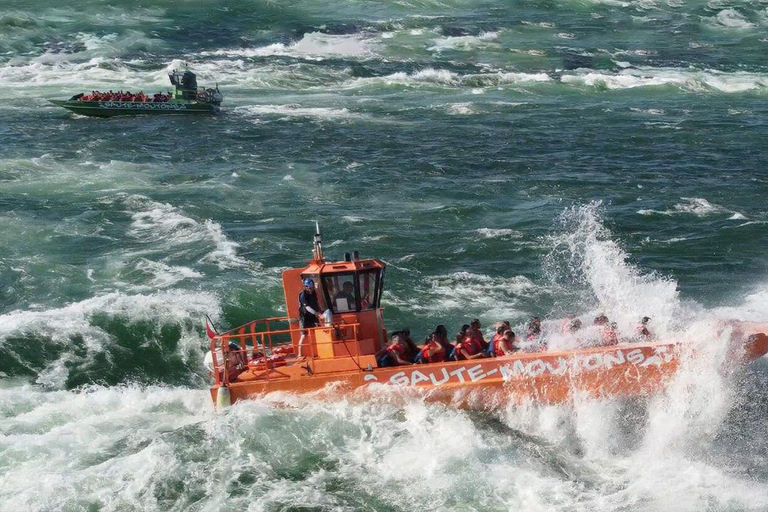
[2,0,768,510]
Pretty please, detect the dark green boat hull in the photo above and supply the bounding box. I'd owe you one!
[50,99,219,117]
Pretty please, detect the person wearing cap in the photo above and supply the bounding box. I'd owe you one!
[297,278,322,357]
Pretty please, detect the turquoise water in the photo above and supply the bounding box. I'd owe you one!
[2,0,768,510]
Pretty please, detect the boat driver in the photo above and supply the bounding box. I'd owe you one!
[297,278,322,358]
[334,281,355,310]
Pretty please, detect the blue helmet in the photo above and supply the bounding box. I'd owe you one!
[302,278,314,287]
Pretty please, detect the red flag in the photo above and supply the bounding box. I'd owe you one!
[205,315,218,339]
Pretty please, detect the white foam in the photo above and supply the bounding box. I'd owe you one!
[236,104,364,122]
[447,102,475,115]
[134,259,203,289]
[0,384,211,510]
[711,9,756,29]
[637,197,745,219]
[427,31,501,52]
[560,67,768,93]
[202,32,378,59]
[124,195,252,270]
[347,68,551,90]
[561,70,684,89]
[476,228,523,239]
[671,197,727,216]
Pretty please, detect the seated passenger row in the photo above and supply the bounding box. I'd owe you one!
[377,318,532,367]
[377,314,653,367]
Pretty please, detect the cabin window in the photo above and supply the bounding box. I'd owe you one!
[358,270,380,310]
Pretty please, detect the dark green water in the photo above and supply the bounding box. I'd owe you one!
[1,0,768,510]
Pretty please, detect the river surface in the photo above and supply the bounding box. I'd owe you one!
[1,0,768,510]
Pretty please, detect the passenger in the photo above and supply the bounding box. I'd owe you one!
[593,314,609,326]
[433,324,454,355]
[399,328,420,361]
[561,313,576,333]
[297,277,322,358]
[569,318,582,332]
[489,322,506,353]
[226,341,247,381]
[495,330,518,356]
[467,318,487,349]
[415,331,447,364]
[455,324,470,345]
[454,328,486,360]
[379,333,412,366]
[526,316,542,341]
[601,322,619,346]
[636,317,653,339]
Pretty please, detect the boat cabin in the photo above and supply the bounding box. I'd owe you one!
[207,228,388,391]
[168,69,198,100]
[281,230,387,359]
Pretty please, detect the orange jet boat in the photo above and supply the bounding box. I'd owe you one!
[206,229,768,408]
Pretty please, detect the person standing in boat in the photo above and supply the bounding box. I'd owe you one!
[297,278,322,358]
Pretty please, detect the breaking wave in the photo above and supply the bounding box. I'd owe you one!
[0,290,219,389]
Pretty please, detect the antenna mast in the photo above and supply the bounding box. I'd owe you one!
[312,221,324,262]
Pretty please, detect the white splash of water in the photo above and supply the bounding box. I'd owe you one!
[544,202,681,334]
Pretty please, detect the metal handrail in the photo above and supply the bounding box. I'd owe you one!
[209,321,363,386]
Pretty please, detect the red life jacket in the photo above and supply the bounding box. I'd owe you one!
[468,329,486,349]
[489,333,504,357]
[493,336,508,356]
[459,335,481,358]
[421,342,446,363]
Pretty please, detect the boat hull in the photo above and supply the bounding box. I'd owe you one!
[50,99,219,117]
[213,330,768,408]
[215,343,677,408]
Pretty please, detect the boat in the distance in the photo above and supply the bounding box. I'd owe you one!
[205,229,768,408]
[50,68,223,117]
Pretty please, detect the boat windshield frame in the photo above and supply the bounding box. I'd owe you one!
[320,268,382,314]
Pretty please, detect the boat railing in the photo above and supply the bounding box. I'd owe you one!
[209,317,362,386]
